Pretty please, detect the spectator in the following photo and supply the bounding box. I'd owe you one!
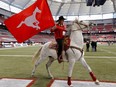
[94,41,97,52]
[91,41,97,52]
[91,41,95,52]
[86,41,90,52]
[0,41,2,48]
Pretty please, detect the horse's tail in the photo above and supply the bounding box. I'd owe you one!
[17,21,24,28]
[32,46,42,63]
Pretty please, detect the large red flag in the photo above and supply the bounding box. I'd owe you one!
[4,0,55,43]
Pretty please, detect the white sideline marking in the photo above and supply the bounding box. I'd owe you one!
[99,48,116,55]
[0,55,32,57]
[0,78,33,87]
[0,45,38,50]
[85,56,116,58]
[0,46,29,50]
[0,55,116,58]
[50,80,116,87]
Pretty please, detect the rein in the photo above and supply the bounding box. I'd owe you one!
[67,22,86,58]
[69,46,83,59]
[71,22,88,32]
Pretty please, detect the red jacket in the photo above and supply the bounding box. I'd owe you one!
[51,24,66,39]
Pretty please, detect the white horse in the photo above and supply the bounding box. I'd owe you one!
[17,7,41,30]
[31,20,99,86]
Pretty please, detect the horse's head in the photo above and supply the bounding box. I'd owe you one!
[66,19,92,36]
[34,7,41,13]
[66,19,87,33]
[72,19,89,31]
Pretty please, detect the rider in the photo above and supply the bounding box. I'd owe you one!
[51,16,66,63]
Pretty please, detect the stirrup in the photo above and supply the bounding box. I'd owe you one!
[58,59,63,63]
[58,55,63,63]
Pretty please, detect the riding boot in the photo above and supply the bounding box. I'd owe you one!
[56,39,63,63]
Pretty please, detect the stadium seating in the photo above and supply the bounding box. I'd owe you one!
[104,24,113,31]
[0,22,115,43]
[91,24,113,32]
[0,16,5,23]
[97,25,104,31]
[90,34,115,42]
[30,34,54,43]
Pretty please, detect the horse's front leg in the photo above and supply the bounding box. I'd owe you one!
[80,57,99,85]
[67,59,75,86]
[32,21,40,30]
[35,21,39,26]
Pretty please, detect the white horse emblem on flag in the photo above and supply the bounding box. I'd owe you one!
[17,7,41,30]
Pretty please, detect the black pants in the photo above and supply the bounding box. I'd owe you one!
[56,39,63,59]
[86,46,90,52]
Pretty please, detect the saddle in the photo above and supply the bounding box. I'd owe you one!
[49,36,70,51]
[49,36,70,62]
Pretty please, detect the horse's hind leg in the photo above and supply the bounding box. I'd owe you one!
[80,57,99,85]
[31,55,47,77]
[17,21,24,28]
[46,56,54,79]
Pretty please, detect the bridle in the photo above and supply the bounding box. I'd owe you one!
[71,22,88,32]
[66,21,88,37]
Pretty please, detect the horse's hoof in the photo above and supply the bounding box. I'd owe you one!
[95,80,100,85]
[31,73,34,77]
[51,77,54,79]
[68,84,73,87]
[31,75,34,77]
[48,76,54,79]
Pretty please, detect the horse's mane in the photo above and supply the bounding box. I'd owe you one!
[71,20,88,30]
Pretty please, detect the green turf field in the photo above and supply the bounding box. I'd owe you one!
[0,44,116,87]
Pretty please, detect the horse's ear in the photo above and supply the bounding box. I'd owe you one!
[72,18,78,23]
[75,18,78,21]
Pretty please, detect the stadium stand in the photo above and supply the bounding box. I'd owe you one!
[30,34,54,43]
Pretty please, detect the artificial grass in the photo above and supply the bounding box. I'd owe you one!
[0,44,116,87]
